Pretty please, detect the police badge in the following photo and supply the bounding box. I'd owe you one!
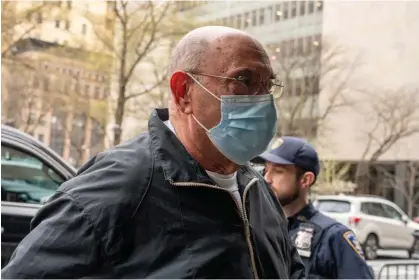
[294,226,314,258]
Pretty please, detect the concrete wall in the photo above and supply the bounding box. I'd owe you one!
[317,0,419,161]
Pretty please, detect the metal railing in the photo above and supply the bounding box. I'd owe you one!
[377,260,419,279]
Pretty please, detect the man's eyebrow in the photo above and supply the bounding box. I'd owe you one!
[234,68,253,76]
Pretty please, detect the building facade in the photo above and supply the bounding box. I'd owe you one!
[2,0,114,167]
[2,38,112,167]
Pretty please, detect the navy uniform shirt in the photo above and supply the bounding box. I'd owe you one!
[288,203,374,279]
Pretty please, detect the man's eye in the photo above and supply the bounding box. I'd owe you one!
[236,76,251,86]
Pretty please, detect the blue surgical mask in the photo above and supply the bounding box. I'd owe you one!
[188,74,278,165]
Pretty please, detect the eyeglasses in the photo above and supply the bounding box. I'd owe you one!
[187,72,284,99]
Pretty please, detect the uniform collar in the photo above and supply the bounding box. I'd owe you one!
[288,202,317,226]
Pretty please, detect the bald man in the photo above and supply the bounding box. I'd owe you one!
[2,26,305,279]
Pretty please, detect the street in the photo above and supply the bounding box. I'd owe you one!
[368,250,419,279]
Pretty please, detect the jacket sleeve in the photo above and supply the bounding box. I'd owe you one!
[327,226,374,279]
[1,190,101,279]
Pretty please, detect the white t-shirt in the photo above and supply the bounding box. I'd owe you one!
[164,120,242,209]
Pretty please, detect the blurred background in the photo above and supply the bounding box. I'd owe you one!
[1,0,419,273]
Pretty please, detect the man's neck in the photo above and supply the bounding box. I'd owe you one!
[283,197,309,218]
[168,119,239,175]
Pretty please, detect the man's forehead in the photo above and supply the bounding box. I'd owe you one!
[267,162,296,170]
[208,35,272,74]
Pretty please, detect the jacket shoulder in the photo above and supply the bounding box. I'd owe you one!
[310,211,340,230]
[58,133,154,251]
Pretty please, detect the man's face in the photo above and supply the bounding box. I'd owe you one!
[264,162,301,206]
[187,35,274,161]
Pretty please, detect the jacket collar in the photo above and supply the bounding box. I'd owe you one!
[148,108,256,187]
[290,202,317,222]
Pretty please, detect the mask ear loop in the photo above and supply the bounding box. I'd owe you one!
[186,73,221,101]
[185,73,218,133]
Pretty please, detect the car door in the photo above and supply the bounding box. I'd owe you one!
[1,142,72,267]
[359,202,393,247]
[380,203,414,249]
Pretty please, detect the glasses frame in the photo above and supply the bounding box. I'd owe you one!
[187,72,284,98]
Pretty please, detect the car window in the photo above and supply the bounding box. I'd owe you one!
[381,203,403,221]
[1,145,65,204]
[316,200,351,213]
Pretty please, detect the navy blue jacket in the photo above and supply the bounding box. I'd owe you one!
[1,109,305,279]
[288,203,374,279]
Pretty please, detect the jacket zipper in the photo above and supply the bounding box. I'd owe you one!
[169,178,260,279]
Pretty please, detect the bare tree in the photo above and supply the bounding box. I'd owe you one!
[85,0,198,145]
[354,88,419,193]
[375,161,419,217]
[313,160,355,195]
[269,38,358,142]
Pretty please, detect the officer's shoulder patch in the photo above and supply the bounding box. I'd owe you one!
[343,230,365,259]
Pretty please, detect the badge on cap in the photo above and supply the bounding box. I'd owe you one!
[294,225,314,258]
[271,138,284,149]
[343,231,365,259]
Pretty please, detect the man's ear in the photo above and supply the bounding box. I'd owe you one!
[301,172,315,189]
[170,72,192,114]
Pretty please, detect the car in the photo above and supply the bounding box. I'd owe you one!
[1,125,76,267]
[313,194,419,260]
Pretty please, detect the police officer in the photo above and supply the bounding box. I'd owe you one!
[259,136,374,279]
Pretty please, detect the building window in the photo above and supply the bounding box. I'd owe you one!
[228,16,234,27]
[74,82,80,94]
[252,10,257,26]
[283,2,289,20]
[291,1,297,18]
[55,19,60,28]
[267,6,273,23]
[67,0,72,9]
[259,8,265,25]
[297,37,304,55]
[28,112,37,125]
[84,84,90,96]
[244,12,250,28]
[289,39,295,56]
[300,1,306,16]
[82,23,87,35]
[43,77,49,91]
[104,88,110,98]
[94,86,101,99]
[236,14,242,29]
[275,4,281,21]
[316,1,323,11]
[65,20,70,30]
[306,36,312,54]
[36,13,43,24]
[308,1,314,14]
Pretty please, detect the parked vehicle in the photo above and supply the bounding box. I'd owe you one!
[313,194,419,260]
[1,125,76,267]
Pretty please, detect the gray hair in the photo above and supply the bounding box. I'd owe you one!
[168,37,210,74]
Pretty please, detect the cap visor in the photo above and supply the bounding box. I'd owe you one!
[259,152,294,165]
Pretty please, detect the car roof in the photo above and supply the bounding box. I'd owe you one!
[1,124,77,175]
[315,194,393,204]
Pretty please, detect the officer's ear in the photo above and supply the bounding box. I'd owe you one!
[301,172,315,189]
